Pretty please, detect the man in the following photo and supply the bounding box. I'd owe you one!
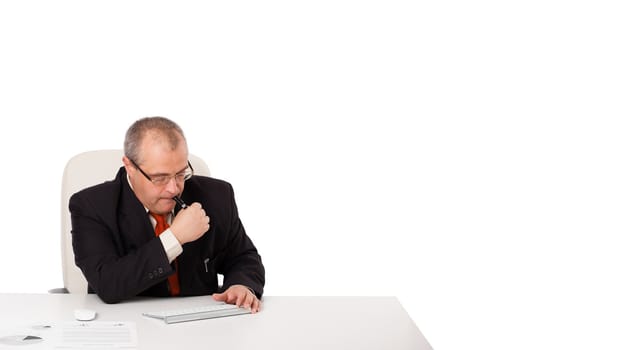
[69,117,265,312]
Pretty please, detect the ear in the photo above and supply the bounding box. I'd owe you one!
[122,156,133,176]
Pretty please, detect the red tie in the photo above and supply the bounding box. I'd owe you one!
[150,212,181,296]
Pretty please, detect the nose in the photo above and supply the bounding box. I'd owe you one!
[164,176,180,194]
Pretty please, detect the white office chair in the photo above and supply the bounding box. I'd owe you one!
[52,149,210,294]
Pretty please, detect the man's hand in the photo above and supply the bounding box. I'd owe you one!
[169,202,210,244]
[213,285,261,313]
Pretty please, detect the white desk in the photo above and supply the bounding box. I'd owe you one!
[0,293,431,349]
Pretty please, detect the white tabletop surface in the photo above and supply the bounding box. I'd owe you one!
[0,293,431,350]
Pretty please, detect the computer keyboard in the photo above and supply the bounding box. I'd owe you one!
[143,303,251,324]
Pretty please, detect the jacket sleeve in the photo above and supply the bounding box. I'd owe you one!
[218,183,265,298]
[69,191,173,303]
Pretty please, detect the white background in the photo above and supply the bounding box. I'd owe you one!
[1,1,625,349]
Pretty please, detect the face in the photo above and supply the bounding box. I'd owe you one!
[123,133,189,215]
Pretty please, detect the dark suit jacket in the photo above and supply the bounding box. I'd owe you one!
[69,167,265,304]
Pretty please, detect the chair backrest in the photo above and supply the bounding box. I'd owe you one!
[60,149,210,293]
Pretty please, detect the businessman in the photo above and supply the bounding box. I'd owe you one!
[69,117,265,312]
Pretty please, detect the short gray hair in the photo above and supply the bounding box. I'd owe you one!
[124,116,186,164]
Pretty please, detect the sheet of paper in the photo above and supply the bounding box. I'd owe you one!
[59,321,137,348]
[0,322,137,349]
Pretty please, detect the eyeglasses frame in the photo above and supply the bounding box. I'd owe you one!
[129,157,194,186]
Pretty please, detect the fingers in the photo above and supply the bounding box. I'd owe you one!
[251,296,261,313]
[212,286,261,313]
[235,290,258,312]
[190,203,207,219]
[171,202,210,244]
[212,291,238,305]
[212,292,235,306]
[191,204,210,231]
[244,291,261,313]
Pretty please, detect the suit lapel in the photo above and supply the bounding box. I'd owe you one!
[117,168,154,248]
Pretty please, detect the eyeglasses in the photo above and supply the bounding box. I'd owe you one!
[129,158,194,187]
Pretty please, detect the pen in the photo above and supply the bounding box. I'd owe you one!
[172,196,188,209]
